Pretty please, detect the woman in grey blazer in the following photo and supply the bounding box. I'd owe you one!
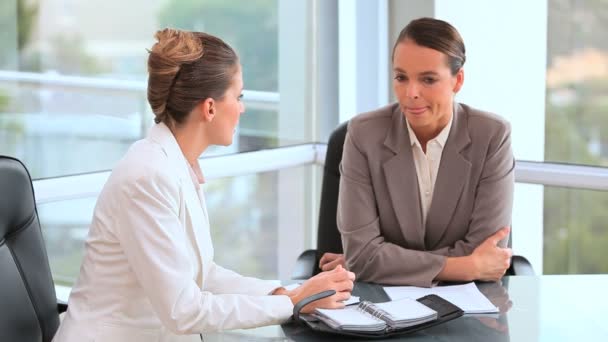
[321,18,514,287]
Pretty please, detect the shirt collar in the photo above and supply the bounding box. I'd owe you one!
[405,106,454,149]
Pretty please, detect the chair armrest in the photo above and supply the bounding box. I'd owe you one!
[509,255,535,276]
[57,299,68,313]
[291,249,318,280]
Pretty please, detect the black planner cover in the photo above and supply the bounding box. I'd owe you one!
[294,293,464,339]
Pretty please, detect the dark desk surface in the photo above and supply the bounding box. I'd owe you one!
[203,275,608,341]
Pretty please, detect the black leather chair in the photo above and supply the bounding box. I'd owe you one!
[0,156,67,342]
[291,122,534,280]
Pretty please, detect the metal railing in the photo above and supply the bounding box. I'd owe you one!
[0,70,279,111]
[32,143,608,204]
[3,70,606,199]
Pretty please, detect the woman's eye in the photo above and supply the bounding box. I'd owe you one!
[422,77,437,85]
[394,75,406,82]
[238,94,244,101]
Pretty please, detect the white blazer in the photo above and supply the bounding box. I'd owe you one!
[53,123,293,342]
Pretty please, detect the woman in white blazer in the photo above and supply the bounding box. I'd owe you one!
[53,29,355,342]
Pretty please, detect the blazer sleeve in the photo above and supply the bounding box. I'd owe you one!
[431,121,514,256]
[338,128,445,287]
[204,262,282,295]
[114,169,293,334]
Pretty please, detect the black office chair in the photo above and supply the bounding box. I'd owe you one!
[0,156,67,342]
[291,122,534,280]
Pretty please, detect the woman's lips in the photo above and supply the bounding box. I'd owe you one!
[406,107,428,115]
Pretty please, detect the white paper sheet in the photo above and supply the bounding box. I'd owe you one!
[384,282,498,314]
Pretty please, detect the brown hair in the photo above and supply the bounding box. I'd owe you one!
[147,28,239,125]
[392,17,466,75]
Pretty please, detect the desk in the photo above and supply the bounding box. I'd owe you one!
[203,275,608,341]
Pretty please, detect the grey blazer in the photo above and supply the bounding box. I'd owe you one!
[337,102,514,287]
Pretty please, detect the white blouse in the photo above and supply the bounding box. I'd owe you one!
[406,112,453,228]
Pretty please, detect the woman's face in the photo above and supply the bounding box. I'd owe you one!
[212,65,245,146]
[392,39,463,134]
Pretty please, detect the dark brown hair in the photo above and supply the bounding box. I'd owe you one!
[147,28,239,125]
[392,17,466,75]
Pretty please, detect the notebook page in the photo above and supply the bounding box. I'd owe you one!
[384,282,498,314]
[373,297,437,322]
[315,306,386,331]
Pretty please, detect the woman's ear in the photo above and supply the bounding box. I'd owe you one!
[197,98,216,122]
[453,68,464,93]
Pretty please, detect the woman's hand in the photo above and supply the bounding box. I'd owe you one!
[288,265,355,313]
[470,227,513,281]
[318,252,346,271]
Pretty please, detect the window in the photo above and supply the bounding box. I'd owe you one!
[0,0,293,179]
[13,0,608,287]
[546,0,608,167]
[543,0,608,274]
[543,186,608,274]
[3,0,327,284]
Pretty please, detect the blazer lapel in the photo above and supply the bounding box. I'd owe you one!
[382,108,425,249]
[425,103,472,248]
[147,123,206,287]
[182,183,208,287]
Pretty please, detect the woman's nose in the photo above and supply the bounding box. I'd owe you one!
[406,82,420,99]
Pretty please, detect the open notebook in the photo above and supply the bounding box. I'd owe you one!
[313,297,437,332]
[384,282,498,314]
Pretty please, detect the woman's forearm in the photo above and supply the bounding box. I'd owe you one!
[435,255,478,282]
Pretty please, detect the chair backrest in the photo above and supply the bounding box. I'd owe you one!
[0,156,60,342]
[316,121,349,259]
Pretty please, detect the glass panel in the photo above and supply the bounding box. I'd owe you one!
[1,0,314,179]
[39,196,92,286]
[9,0,279,90]
[543,186,608,274]
[39,165,312,285]
[0,83,143,178]
[546,0,608,167]
[158,0,278,92]
[207,166,312,280]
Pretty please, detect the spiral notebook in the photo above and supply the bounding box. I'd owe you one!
[313,297,437,332]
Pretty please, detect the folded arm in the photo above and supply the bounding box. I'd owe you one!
[432,121,514,258]
[434,121,515,281]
